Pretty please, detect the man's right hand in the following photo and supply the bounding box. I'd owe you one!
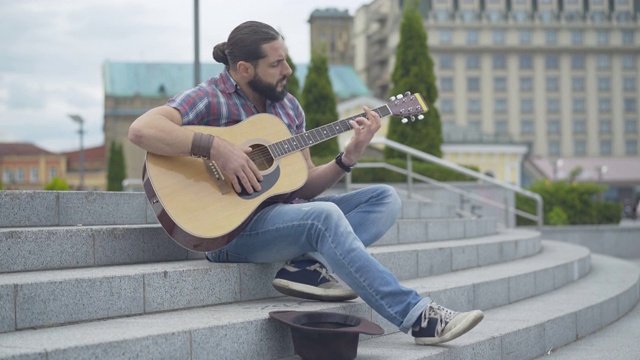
[210,137,263,194]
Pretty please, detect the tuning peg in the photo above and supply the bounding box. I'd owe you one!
[404,91,411,97]
[389,96,396,101]
[396,93,404,99]
[418,114,425,120]
[401,118,409,124]
[410,116,416,122]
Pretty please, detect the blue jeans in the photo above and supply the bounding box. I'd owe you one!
[206,184,432,333]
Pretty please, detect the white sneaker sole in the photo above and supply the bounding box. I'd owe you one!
[415,310,484,345]
[272,279,358,302]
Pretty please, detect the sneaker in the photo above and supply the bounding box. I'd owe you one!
[412,302,484,345]
[272,260,358,301]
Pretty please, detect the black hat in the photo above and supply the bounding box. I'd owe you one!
[269,310,385,360]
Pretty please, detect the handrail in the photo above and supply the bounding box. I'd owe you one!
[345,137,544,228]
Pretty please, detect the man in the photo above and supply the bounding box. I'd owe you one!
[128,21,483,345]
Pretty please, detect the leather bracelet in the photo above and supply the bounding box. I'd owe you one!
[335,152,355,173]
[190,132,214,159]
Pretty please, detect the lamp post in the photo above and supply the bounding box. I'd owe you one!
[597,165,608,202]
[68,114,85,190]
[553,158,563,181]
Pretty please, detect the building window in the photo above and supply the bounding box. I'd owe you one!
[520,76,533,91]
[624,118,638,133]
[599,98,611,113]
[622,54,636,69]
[466,55,480,69]
[622,30,634,45]
[572,54,585,69]
[545,54,559,69]
[548,120,561,134]
[572,76,585,91]
[548,140,561,156]
[573,97,585,113]
[466,30,479,44]
[574,119,586,134]
[626,140,638,155]
[600,139,612,156]
[494,77,507,92]
[468,120,482,132]
[440,77,453,92]
[571,30,583,44]
[545,30,557,44]
[495,98,507,113]
[547,98,560,113]
[616,11,632,23]
[493,30,505,44]
[439,54,453,69]
[599,119,612,134]
[625,98,637,112]
[495,120,508,134]
[623,77,636,91]
[521,98,534,113]
[597,76,611,91]
[30,167,38,183]
[546,76,559,91]
[440,29,453,44]
[15,168,24,183]
[521,119,534,134]
[519,30,532,44]
[596,30,609,45]
[467,77,480,92]
[596,54,611,69]
[493,54,506,69]
[2,169,11,183]
[48,167,57,181]
[519,55,533,69]
[440,98,454,113]
[468,98,481,113]
[574,140,586,156]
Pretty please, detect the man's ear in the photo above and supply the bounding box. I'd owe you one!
[236,61,254,79]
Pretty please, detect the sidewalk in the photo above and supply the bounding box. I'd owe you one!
[541,257,640,360]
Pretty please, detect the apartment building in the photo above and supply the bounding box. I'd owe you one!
[309,8,354,65]
[353,0,640,160]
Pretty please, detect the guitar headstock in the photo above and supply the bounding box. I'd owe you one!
[387,92,429,123]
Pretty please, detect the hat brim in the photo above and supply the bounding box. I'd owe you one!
[269,310,384,336]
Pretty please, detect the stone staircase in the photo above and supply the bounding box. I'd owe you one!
[0,190,638,360]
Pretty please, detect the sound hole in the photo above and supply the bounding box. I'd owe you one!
[248,144,274,171]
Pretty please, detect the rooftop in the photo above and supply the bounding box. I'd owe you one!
[309,8,351,19]
[0,143,55,157]
[103,61,370,100]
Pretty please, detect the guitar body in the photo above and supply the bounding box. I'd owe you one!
[144,114,308,252]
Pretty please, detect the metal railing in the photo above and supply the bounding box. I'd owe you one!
[345,137,544,228]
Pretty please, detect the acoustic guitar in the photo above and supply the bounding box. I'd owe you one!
[143,92,428,252]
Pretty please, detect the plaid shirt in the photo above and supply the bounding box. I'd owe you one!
[167,69,305,135]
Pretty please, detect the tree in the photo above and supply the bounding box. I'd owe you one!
[107,140,126,191]
[384,0,443,159]
[301,51,339,157]
[286,54,300,99]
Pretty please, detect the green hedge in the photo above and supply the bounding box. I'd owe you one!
[516,180,622,226]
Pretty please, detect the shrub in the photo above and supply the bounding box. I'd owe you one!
[44,177,70,191]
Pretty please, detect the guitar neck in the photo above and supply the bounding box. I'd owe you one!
[268,105,392,159]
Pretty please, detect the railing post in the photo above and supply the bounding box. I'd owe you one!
[536,195,544,229]
[345,171,352,193]
[406,153,413,198]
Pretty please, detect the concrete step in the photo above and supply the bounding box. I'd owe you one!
[0,229,539,333]
[343,254,639,360]
[0,216,497,274]
[0,240,591,359]
[532,257,640,360]
[0,191,458,228]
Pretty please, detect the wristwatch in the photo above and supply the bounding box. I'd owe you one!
[335,152,356,173]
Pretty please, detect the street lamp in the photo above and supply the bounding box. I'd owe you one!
[553,158,563,181]
[68,114,85,190]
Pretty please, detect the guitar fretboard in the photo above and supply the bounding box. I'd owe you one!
[268,105,392,159]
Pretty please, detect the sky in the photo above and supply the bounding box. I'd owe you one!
[0,0,370,153]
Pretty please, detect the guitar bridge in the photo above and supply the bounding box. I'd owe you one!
[203,159,233,194]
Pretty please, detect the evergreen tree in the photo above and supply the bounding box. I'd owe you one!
[301,51,339,157]
[285,54,300,99]
[384,0,443,159]
[107,140,126,191]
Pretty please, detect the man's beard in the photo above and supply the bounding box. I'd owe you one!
[248,73,288,102]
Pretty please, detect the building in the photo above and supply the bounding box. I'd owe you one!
[102,61,372,181]
[61,145,107,190]
[0,143,66,190]
[353,0,640,160]
[308,8,354,65]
